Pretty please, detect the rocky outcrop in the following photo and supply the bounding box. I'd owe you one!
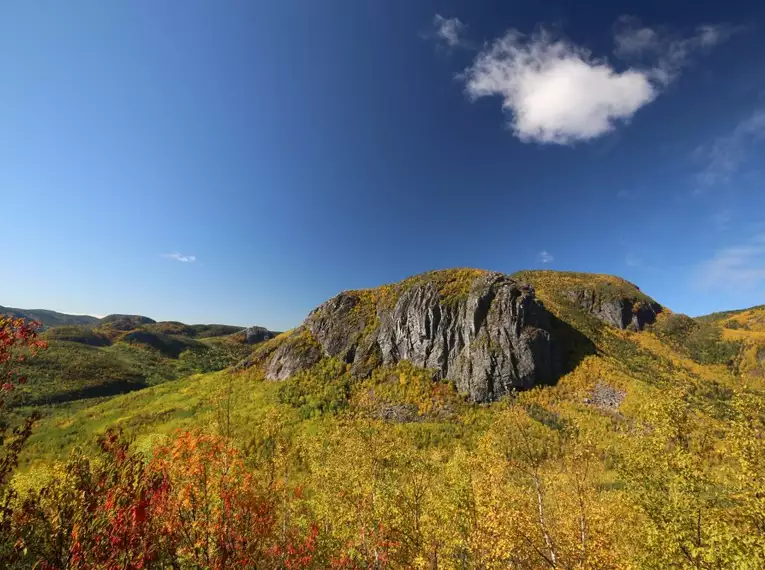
[261,270,562,402]
[244,326,277,344]
[566,287,661,330]
[264,330,323,380]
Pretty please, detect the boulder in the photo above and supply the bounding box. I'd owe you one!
[244,325,277,344]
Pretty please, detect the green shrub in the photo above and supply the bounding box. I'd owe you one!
[178,343,252,373]
[278,358,352,419]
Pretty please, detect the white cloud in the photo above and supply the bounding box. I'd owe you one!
[433,15,465,48]
[613,22,659,58]
[698,24,732,47]
[537,250,554,264]
[625,253,642,267]
[163,253,196,263]
[614,17,736,84]
[696,109,765,189]
[697,234,765,289]
[461,17,732,145]
[463,30,656,144]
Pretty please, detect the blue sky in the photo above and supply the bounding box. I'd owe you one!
[2,0,765,329]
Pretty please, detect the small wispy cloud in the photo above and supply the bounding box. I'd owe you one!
[695,109,765,190]
[537,250,554,264]
[163,253,197,263]
[433,14,466,48]
[459,16,733,145]
[712,209,733,231]
[613,17,736,84]
[625,253,642,267]
[696,233,765,289]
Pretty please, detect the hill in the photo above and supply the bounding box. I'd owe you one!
[240,269,665,402]
[1,306,255,339]
[696,305,765,380]
[5,311,278,407]
[8,268,765,568]
[0,305,100,328]
[696,304,765,326]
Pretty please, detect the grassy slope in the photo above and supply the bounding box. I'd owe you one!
[20,363,486,477]
[20,370,274,468]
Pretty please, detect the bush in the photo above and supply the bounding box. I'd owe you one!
[278,358,352,418]
[178,343,252,373]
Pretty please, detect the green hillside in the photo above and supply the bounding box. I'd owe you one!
[7,317,266,409]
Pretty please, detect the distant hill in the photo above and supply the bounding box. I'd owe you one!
[1,306,266,340]
[695,305,765,379]
[99,314,157,330]
[0,305,100,328]
[1,304,278,406]
[697,304,765,329]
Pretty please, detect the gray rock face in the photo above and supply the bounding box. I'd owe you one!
[244,326,277,344]
[567,288,661,330]
[265,337,322,380]
[265,271,562,402]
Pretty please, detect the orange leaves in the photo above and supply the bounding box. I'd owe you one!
[148,431,281,568]
[12,429,320,569]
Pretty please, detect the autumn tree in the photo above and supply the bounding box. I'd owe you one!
[466,404,629,569]
[616,392,737,568]
[0,317,45,565]
[14,428,320,569]
[725,391,765,566]
[13,429,170,569]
